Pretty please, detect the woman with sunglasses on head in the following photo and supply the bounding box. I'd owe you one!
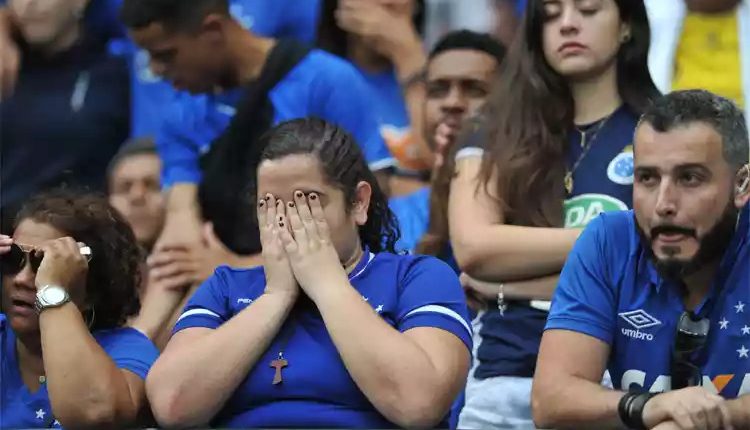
[145,118,472,429]
[0,189,159,428]
[449,0,660,428]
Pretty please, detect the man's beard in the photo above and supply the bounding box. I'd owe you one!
[636,202,739,281]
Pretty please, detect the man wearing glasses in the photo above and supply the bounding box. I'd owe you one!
[532,90,750,430]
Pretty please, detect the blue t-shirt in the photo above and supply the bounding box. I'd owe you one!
[390,186,430,253]
[104,0,321,137]
[0,315,159,428]
[458,105,638,379]
[359,68,416,172]
[158,49,395,187]
[173,251,472,428]
[547,207,750,397]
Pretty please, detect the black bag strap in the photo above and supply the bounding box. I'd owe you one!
[198,40,312,255]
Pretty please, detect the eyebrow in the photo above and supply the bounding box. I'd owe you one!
[634,163,711,172]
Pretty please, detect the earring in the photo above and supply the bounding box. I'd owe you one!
[737,164,750,193]
[85,307,96,330]
[622,33,632,43]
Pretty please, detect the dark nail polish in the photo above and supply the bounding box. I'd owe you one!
[295,191,303,198]
[288,202,295,208]
[279,222,285,228]
[259,200,265,207]
[278,216,283,221]
[310,194,318,200]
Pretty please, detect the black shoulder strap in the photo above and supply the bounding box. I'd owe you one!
[198,40,312,255]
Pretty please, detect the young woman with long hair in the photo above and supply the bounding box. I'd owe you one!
[449,0,660,428]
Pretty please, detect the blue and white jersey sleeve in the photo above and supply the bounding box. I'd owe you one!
[95,328,159,380]
[545,214,618,345]
[313,60,396,171]
[396,257,473,350]
[173,268,236,332]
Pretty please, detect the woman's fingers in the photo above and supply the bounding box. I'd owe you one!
[277,213,298,254]
[286,197,308,247]
[308,193,331,241]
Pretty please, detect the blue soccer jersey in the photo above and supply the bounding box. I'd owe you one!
[108,0,322,137]
[173,251,472,428]
[0,315,159,428]
[157,50,395,187]
[455,105,638,379]
[547,207,750,397]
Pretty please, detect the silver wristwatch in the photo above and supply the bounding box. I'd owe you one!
[35,285,71,314]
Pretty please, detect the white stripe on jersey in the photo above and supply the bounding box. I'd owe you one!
[404,305,473,337]
[176,308,222,324]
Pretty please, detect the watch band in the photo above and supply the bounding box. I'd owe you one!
[34,285,71,314]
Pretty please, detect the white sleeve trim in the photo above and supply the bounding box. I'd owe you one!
[455,147,484,162]
[368,157,397,171]
[176,308,222,324]
[404,305,472,337]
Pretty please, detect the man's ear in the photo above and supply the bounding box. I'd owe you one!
[199,13,227,45]
[735,164,750,208]
[352,181,372,226]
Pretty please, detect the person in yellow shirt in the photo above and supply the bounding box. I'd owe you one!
[647,0,750,122]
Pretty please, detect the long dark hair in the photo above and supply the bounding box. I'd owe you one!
[316,0,426,58]
[14,189,142,331]
[257,118,400,253]
[481,0,659,227]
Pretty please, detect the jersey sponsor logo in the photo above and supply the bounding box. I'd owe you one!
[622,369,750,396]
[619,310,662,341]
[607,145,634,185]
[237,298,253,304]
[564,194,628,228]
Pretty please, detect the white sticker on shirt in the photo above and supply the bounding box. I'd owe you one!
[564,194,628,228]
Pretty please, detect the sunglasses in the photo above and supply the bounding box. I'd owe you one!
[0,243,92,276]
[671,311,710,390]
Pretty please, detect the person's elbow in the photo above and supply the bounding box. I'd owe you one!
[451,231,491,277]
[54,395,132,430]
[146,370,205,428]
[531,374,564,429]
[385,388,450,429]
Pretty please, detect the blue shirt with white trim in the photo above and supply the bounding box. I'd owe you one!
[547,206,750,396]
[173,251,472,428]
[456,106,638,379]
[0,314,159,428]
[157,50,395,187]
[104,0,322,137]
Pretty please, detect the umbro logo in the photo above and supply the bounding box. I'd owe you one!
[619,310,662,329]
[619,310,661,341]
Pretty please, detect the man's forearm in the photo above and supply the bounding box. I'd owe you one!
[728,395,750,427]
[533,377,626,430]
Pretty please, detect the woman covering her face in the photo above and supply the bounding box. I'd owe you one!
[145,118,472,429]
[0,190,158,428]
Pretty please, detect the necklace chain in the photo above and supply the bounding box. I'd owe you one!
[565,112,616,195]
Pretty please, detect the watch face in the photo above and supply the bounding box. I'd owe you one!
[43,287,67,305]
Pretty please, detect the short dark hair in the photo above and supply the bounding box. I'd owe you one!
[15,189,142,331]
[106,137,158,182]
[639,90,749,169]
[258,118,400,254]
[120,0,230,30]
[429,30,506,65]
